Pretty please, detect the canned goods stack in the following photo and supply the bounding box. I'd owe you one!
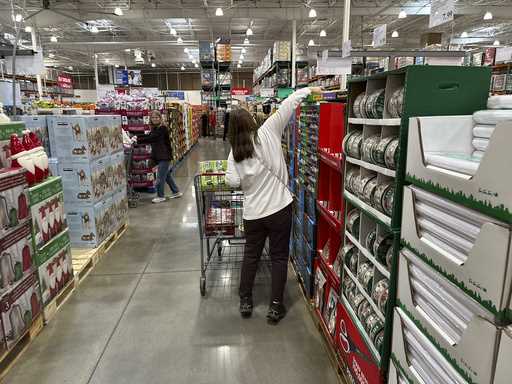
[336,66,492,384]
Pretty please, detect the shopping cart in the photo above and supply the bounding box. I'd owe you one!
[124,144,140,208]
[194,160,269,296]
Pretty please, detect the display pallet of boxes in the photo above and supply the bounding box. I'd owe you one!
[0,168,43,367]
[338,65,491,384]
[389,93,512,384]
[47,115,127,249]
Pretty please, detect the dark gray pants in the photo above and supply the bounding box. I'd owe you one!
[239,204,292,304]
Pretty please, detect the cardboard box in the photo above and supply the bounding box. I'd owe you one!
[16,115,50,155]
[0,221,34,295]
[0,122,25,169]
[112,186,128,227]
[0,168,30,236]
[66,197,113,247]
[406,116,512,224]
[34,230,73,306]
[397,247,500,384]
[273,41,291,62]
[0,272,41,352]
[28,177,67,251]
[110,151,126,191]
[108,115,123,154]
[401,185,512,323]
[494,327,512,383]
[47,115,109,161]
[390,307,469,384]
[59,155,112,205]
[336,300,382,384]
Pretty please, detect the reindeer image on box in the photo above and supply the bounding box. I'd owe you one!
[108,115,123,154]
[28,177,67,251]
[34,230,73,306]
[0,168,30,236]
[66,197,113,247]
[110,152,126,191]
[0,272,41,352]
[47,116,109,161]
[0,222,33,295]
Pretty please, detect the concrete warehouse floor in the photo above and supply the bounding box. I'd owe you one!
[3,139,338,384]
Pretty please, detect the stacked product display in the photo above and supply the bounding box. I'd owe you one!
[47,115,128,248]
[165,102,188,164]
[335,66,492,384]
[389,93,512,383]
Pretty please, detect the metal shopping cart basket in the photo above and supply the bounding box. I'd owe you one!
[124,144,140,208]
[194,160,269,296]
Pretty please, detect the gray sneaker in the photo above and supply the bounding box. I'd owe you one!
[168,192,183,199]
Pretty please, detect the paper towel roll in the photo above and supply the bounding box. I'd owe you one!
[487,95,512,110]
[472,125,495,139]
[473,109,512,125]
[472,138,489,151]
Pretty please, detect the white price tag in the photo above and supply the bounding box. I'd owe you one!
[373,25,387,48]
[429,0,455,28]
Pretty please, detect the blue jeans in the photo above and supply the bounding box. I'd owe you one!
[156,161,179,197]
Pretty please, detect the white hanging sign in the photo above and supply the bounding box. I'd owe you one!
[373,25,387,48]
[259,88,275,98]
[316,57,352,76]
[429,0,455,28]
[342,40,352,58]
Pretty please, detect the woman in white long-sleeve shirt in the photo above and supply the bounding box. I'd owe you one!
[226,87,320,323]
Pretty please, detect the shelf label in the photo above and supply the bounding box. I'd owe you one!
[373,24,387,48]
[429,0,455,28]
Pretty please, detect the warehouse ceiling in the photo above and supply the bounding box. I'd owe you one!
[1,0,511,73]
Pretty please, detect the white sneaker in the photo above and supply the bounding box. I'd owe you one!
[168,192,183,199]
[152,197,166,204]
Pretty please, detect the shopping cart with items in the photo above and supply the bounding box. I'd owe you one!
[194,160,269,296]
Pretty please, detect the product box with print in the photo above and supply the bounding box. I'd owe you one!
[0,168,30,236]
[66,197,113,247]
[0,122,25,169]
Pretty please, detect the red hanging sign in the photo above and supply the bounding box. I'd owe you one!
[57,73,73,89]
[231,87,250,96]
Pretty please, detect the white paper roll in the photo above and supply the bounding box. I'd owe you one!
[487,95,512,110]
[473,109,512,125]
[472,138,489,151]
[424,152,479,176]
[472,125,495,139]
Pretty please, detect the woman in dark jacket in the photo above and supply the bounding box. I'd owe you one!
[137,110,182,204]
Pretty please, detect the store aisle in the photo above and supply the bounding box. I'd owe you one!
[3,139,339,384]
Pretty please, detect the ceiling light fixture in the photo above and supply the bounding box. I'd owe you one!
[115,64,120,68]
[114,7,123,16]
[320,30,326,37]
[151,62,156,67]
[215,7,224,16]
[124,48,130,52]
[68,66,73,70]
[105,58,110,63]
[308,8,317,18]
[181,65,185,70]
[392,30,399,38]
[170,27,177,36]
[184,47,189,53]
[241,47,246,54]
[192,59,196,64]
[493,39,500,46]
[460,31,468,38]
[194,63,199,68]
[24,26,32,33]
[398,10,407,19]
[308,39,315,46]
[244,38,250,45]
[50,35,58,42]
[238,59,243,64]
[246,27,253,36]
[49,53,55,58]
[91,25,99,33]
[237,63,241,68]
[240,54,245,60]
[484,11,493,20]
[177,37,183,44]
[13,14,23,22]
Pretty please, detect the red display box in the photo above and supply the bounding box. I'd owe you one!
[335,302,383,384]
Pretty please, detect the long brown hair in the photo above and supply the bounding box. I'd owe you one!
[228,108,259,162]
[149,110,164,128]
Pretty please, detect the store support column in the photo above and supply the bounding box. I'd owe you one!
[292,20,297,89]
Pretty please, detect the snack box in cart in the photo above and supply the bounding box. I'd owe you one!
[0,271,42,353]
[0,167,30,236]
[0,122,26,169]
[406,117,512,224]
[401,185,512,323]
[0,221,34,295]
[34,230,73,306]
[28,177,67,251]
[47,115,110,162]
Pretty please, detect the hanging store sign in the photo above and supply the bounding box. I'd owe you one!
[166,91,185,100]
[115,69,129,85]
[231,88,250,96]
[259,88,275,98]
[429,0,455,28]
[57,73,73,90]
[373,25,387,48]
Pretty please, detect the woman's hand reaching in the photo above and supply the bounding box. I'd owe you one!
[309,86,323,95]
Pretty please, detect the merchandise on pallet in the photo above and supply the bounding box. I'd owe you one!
[338,66,491,384]
[0,168,30,236]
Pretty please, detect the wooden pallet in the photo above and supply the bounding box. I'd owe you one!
[0,315,44,380]
[72,221,128,285]
[42,278,76,324]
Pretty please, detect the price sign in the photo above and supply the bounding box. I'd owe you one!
[373,25,387,48]
[429,0,455,28]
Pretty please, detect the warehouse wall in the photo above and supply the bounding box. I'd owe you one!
[71,70,254,91]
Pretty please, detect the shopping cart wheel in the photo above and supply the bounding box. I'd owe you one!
[129,200,137,208]
[217,245,222,257]
[200,277,206,296]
